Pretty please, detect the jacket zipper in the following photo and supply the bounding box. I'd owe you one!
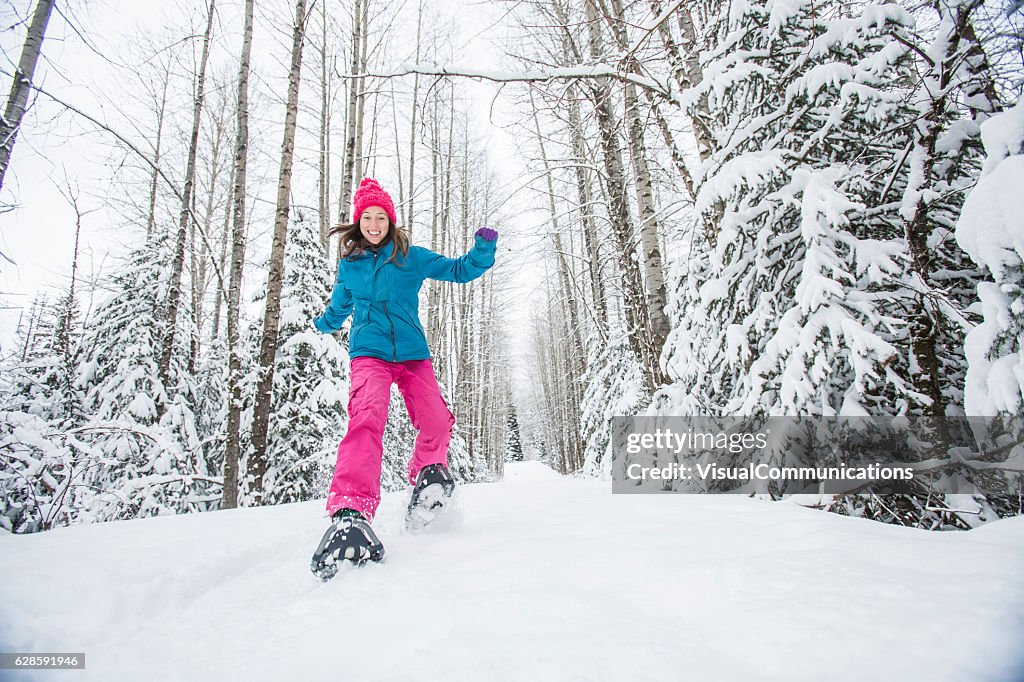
[383,301,397,362]
[374,250,398,362]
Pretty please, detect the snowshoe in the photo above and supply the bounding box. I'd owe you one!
[311,511,385,581]
[405,463,456,532]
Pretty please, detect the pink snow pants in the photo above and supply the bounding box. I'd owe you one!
[326,356,455,522]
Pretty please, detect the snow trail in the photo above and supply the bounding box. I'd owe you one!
[1,461,1022,682]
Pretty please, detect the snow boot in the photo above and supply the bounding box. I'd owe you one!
[311,509,385,581]
[405,463,456,532]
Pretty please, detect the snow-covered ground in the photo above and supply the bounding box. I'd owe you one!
[1,461,1022,682]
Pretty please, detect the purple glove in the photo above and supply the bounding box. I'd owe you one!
[475,227,498,242]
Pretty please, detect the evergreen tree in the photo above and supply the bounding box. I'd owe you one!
[505,403,524,463]
[957,100,1024,416]
[0,409,78,532]
[259,213,349,505]
[191,334,228,512]
[895,0,999,423]
[49,289,85,426]
[3,290,87,426]
[581,334,647,477]
[3,297,50,413]
[0,294,82,532]
[656,0,995,526]
[664,1,924,417]
[75,234,204,521]
[379,382,474,487]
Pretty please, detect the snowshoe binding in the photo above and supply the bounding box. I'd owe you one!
[405,463,456,532]
[311,509,385,581]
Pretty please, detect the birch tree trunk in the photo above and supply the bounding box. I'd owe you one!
[248,0,310,504]
[567,92,610,339]
[188,187,200,372]
[354,2,369,182]
[651,0,713,161]
[338,0,362,217]
[364,88,379,177]
[551,0,610,339]
[405,0,423,234]
[211,159,235,340]
[583,0,655,393]
[442,88,455,239]
[901,0,984,423]
[0,0,55,191]
[646,92,695,199]
[454,135,472,432]
[318,0,332,249]
[427,98,441,346]
[223,0,255,510]
[146,61,171,238]
[650,0,720,241]
[157,0,217,398]
[531,95,585,470]
[192,104,228,356]
[606,0,670,382]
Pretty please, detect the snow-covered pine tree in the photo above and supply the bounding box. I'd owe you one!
[49,289,85,426]
[654,0,1010,526]
[376,385,476,489]
[0,408,79,532]
[1,250,85,426]
[505,403,524,462]
[379,388,418,492]
[956,99,1024,416]
[1,294,70,422]
[581,332,647,478]
[75,234,206,522]
[0,294,83,532]
[441,403,475,482]
[191,333,228,512]
[379,379,473,486]
[663,0,921,418]
[896,0,999,424]
[259,213,349,505]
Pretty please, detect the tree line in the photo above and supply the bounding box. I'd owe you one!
[2,0,1023,532]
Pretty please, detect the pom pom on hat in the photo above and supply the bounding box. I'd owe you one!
[352,177,398,225]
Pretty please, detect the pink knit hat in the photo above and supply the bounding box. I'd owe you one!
[352,177,398,225]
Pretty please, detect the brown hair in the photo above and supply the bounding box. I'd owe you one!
[328,220,411,264]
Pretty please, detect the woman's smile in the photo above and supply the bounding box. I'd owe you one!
[360,206,390,245]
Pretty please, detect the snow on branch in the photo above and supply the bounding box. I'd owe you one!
[360,62,672,98]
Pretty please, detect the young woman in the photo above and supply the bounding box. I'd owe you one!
[310,177,497,579]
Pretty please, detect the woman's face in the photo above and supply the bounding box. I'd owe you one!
[360,207,390,245]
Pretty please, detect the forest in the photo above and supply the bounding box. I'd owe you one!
[1,0,1023,533]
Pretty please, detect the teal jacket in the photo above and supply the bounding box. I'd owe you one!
[314,235,496,361]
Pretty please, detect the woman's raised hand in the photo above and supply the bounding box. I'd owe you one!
[475,227,498,242]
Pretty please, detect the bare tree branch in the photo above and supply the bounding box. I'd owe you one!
[357,62,672,98]
[0,68,232,311]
